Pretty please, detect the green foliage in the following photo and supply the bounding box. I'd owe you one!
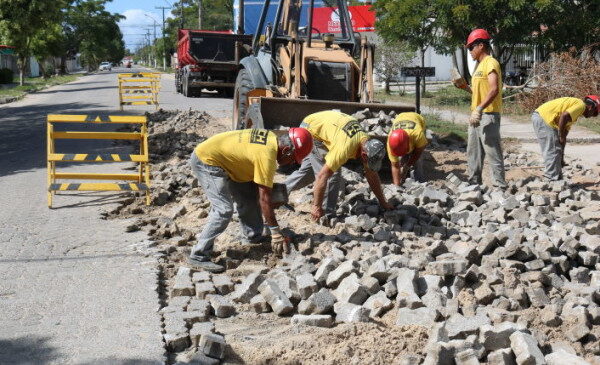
[0,0,67,84]
[374,39,416,94]
[372,0,595,73]
[65,1,126,70]
[431,86,471,106]
[0,68,13,83]
[423,113,468,141]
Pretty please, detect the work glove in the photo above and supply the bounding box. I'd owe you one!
[451,68,467,90]
[269,227,290,257]
[469,106,484,127]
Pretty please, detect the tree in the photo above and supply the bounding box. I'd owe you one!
[371,0,437,94]
[31,23,66,78]
[64,0,125,70]
[0,0,66,85]
[374,39,416,94]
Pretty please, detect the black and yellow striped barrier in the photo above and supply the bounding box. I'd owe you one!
[117,72,161,110]
[47,114,151,208]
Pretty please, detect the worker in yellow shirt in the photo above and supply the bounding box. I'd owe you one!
[453,29,507,188]
[532,95,599,180]
[189,127,313,272]
[285,110,393,221]
[387,112,429,186]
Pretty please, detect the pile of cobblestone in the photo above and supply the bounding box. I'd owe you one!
[115,109,600,364]
[163,165,600,364]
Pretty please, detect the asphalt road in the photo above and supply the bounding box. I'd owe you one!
[0,67,232,364]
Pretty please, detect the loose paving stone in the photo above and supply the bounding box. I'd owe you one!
[198,333,226,360]
[250,294,270,313]
[207,294,235,318]
[195,281,216,299]
[326,260,359,288]
[487,348,517,365]
[190,322,215,347]
[446,313,490,339]
[395,307,439,327]
[258,280,294,315]
[479,322,521,351]
[296,272,318,300]
[187,299,211,316]
[454,349,479,365]
[301,288,337,314]
[566,323,591,342]
[172,267,195,297]
[231,272,265,303]
[427,260,468,276]
[165,332,191,353]
[314,257,339,286]
[509,331,545,365]
[211,274,234,295]
[545,350,590,365]
[363,291,393,318]
[192,271,211,284]
[334,302,370,323]
[291,314,334,328]
[395,268,423,309]
[334,273,369,305]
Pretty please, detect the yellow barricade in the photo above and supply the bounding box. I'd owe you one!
[117,72,161,110]
[47,114,151,208]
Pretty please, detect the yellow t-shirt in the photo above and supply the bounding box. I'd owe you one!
[471,56,502,113]
[194,129,278,187]
[386,112,428,163]
[535,97,585,130]
[303,111,368,172]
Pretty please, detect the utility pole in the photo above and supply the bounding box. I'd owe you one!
[198,0,202,29]
[156,6,172,71]
[145,14,159,68]
[145,30,151,66]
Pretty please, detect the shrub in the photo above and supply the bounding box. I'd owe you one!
[0,68,13,84]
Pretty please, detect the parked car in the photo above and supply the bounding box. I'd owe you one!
[99,62,112,71]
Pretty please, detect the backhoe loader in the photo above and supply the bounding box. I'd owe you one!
[232,0,413,130]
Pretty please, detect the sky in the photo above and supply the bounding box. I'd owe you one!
[105,0,176,51]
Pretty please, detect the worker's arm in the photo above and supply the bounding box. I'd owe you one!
[557,111,572,146]
[405,147,425,168]
[312,165,334,220]
[478,70,499,109]
[364,167,393,210]
[258,184,278,227]
[391,161,402,186]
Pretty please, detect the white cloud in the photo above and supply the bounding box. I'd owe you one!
[119,9,168,49]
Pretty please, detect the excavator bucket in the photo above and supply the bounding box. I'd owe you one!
[246,97,416,129]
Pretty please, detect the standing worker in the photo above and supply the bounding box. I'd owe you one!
[285,110,393,221]
[453,29,507,188]
[387,112,429,186]
[189,128,313,272]
[532,95,599,180]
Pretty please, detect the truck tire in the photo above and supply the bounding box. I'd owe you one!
[232,68,254,130]
[183,76,190,97]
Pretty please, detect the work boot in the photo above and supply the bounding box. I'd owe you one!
[188,256,224,273]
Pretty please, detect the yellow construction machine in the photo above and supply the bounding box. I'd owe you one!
[232,0,413,130]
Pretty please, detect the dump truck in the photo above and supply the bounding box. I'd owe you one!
[175,29,253,97]
[232,0,414,130]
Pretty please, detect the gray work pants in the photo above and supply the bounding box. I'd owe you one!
[189,152,263,259]
[285,138,343,214]
[466,113,507,188]
[532,111,563,181]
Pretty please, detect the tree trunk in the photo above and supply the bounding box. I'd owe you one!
[420,47,426,94]
[18,55,26,86]
[384,78,390,94]
[60,56,67,75]
[461,48,470,83]
[38,59,47,80]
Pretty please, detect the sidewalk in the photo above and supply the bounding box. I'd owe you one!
[421,104,600,169]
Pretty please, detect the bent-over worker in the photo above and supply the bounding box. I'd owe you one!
[532,95,599,180]
[285,110,393,221]
[189,127,313,272]
[387,112,429,186]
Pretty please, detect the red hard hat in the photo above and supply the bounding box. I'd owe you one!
[289,127,313,163]
[389,128,409,157]
[585,95,600,114]
[466,28,491,47]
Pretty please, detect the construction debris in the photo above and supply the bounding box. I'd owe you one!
[109,109,600,364]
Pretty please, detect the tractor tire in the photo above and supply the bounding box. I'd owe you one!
[232,68,254,130]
